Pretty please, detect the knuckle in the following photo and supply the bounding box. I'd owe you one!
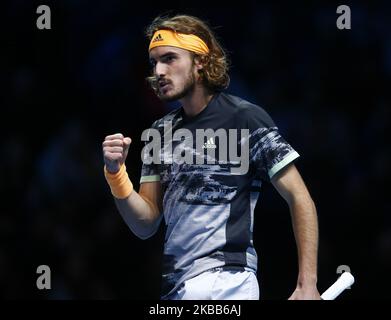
[114,139,124,146]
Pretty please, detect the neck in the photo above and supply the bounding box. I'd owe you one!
[179,85,214,118]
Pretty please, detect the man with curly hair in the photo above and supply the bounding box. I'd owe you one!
[102,14,320,300]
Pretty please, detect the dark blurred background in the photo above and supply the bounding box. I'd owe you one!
[1,0,390,299]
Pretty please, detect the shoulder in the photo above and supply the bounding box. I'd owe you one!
[219,92,275,128]
[150,107,182,129]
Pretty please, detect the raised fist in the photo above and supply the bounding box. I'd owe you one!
[102,133,132,174]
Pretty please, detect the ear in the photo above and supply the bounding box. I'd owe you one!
[193,56,204,71]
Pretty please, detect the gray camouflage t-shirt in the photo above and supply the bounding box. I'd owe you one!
[140,92,299,298]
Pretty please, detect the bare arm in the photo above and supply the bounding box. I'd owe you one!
[114,181,163,240]
[103,133,163,240]
[271,164,321,300]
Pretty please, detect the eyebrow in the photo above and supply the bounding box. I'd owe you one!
[150,51,178,63]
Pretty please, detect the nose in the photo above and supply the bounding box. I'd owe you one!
[155,61,167,78]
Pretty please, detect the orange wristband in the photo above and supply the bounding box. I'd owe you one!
[104,164,133,199]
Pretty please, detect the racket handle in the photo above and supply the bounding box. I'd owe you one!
[321,272,355,300]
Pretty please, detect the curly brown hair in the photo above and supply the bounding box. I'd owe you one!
[145,14,230,93]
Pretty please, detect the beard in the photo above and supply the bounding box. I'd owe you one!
[158,70,196,102]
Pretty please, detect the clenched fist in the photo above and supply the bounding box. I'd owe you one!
[102,133,132,174]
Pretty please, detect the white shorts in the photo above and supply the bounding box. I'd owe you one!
[166,268,259,300]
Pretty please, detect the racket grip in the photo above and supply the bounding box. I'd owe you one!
[321,272,355,300]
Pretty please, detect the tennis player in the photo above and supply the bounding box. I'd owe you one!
[103,14,321,300]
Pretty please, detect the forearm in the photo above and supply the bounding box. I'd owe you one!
[102,134,163,239]
[114,191,162,239]
[289,194,319,287]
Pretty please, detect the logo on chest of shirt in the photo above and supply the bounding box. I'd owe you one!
[203,137,217,149]
[141,121,250,175]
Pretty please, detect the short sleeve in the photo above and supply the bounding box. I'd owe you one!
[140,121,161,184]
[246,104,300,181]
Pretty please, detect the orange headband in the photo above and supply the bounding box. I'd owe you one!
[149,29,209,55]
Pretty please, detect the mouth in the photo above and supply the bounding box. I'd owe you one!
[159,81,172,93]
